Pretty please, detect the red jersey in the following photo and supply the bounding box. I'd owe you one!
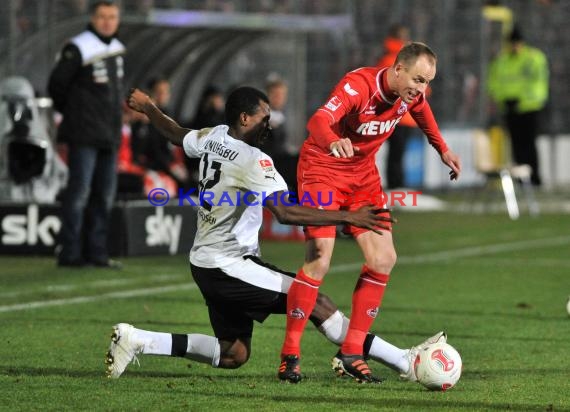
[300,67,448,169]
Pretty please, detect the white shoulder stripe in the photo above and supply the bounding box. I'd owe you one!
[318,108,337,122]
[71,31,125,66]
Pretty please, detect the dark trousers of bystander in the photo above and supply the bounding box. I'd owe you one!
[386,125,415,189]
[505,110,542,186]
[58,145,118,265]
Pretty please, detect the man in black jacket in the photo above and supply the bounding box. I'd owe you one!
[48,1,124,268]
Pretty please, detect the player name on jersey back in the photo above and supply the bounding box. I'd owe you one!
[203,139,239,161]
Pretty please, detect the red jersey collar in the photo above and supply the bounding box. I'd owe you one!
[376,68,398,106]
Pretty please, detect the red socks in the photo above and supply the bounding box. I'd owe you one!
[281,269,322,357]
[341,265,389,355]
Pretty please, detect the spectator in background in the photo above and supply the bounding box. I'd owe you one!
[190,85,225,130]
[264,76,297,190]
[487,26,549,186]
[264,76,289,157]
[376,24,410,71]
[116,104,146,199]
[131,77,187,190]
[376,24,417,189]
[131,77,170,167]
[184,85,226,190]
[48,1,124,269]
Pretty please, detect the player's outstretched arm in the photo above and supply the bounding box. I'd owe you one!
[127,88,190,146]
[441,149,461,181]
[264,192,394,236]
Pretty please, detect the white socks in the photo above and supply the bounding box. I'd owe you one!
[317,310,349,345]
[133,328,221,367]
[366,336,408,373]
[317,310,409,374]
[135,329,172,355]
[132,314,409,374]
[185,334,221,367]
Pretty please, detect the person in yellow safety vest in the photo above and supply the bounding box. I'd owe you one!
[487,26,549,186]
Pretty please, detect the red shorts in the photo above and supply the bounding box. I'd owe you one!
[297,156,391,239]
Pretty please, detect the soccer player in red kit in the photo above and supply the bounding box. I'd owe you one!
[278,42,462,383]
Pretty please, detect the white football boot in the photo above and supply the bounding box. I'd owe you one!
[400,331,447,382]
[105,323,144,379]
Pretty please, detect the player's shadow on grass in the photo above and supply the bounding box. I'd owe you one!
[0,316,213,329]
[462,368,568,378]
[381,305,567,322]
[3,367,560,411]
[1,366,105,379]
[141,385,556,411]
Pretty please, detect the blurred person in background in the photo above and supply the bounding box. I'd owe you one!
[190,85,226,130]
[48,1,124,268]
[184,85,226,190]
[487,26,549,186]
[264,76,297,191]
[376,24,419,189]
[131,77,187,190]
[116,103,146,199]
[279,42,461,383]
[264,76,289,158]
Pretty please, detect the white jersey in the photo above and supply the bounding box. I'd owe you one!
[183,125,288,268]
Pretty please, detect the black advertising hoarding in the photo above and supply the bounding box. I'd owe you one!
[0,204,62,255]
[0,203,197,256]
[122,203,197,256]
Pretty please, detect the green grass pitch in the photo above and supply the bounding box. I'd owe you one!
[1,211,569,411]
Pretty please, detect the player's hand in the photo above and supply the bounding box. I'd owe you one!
[348,205,396,235]
[441,149,461,181]
[330,138,360,158]
[127,88,152,114]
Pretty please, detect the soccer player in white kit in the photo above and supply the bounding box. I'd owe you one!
[105,86,446,383]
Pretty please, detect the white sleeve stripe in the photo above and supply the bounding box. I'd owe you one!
[293,278,320,289]
[317,108,336,122]
[361,277,387,287]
